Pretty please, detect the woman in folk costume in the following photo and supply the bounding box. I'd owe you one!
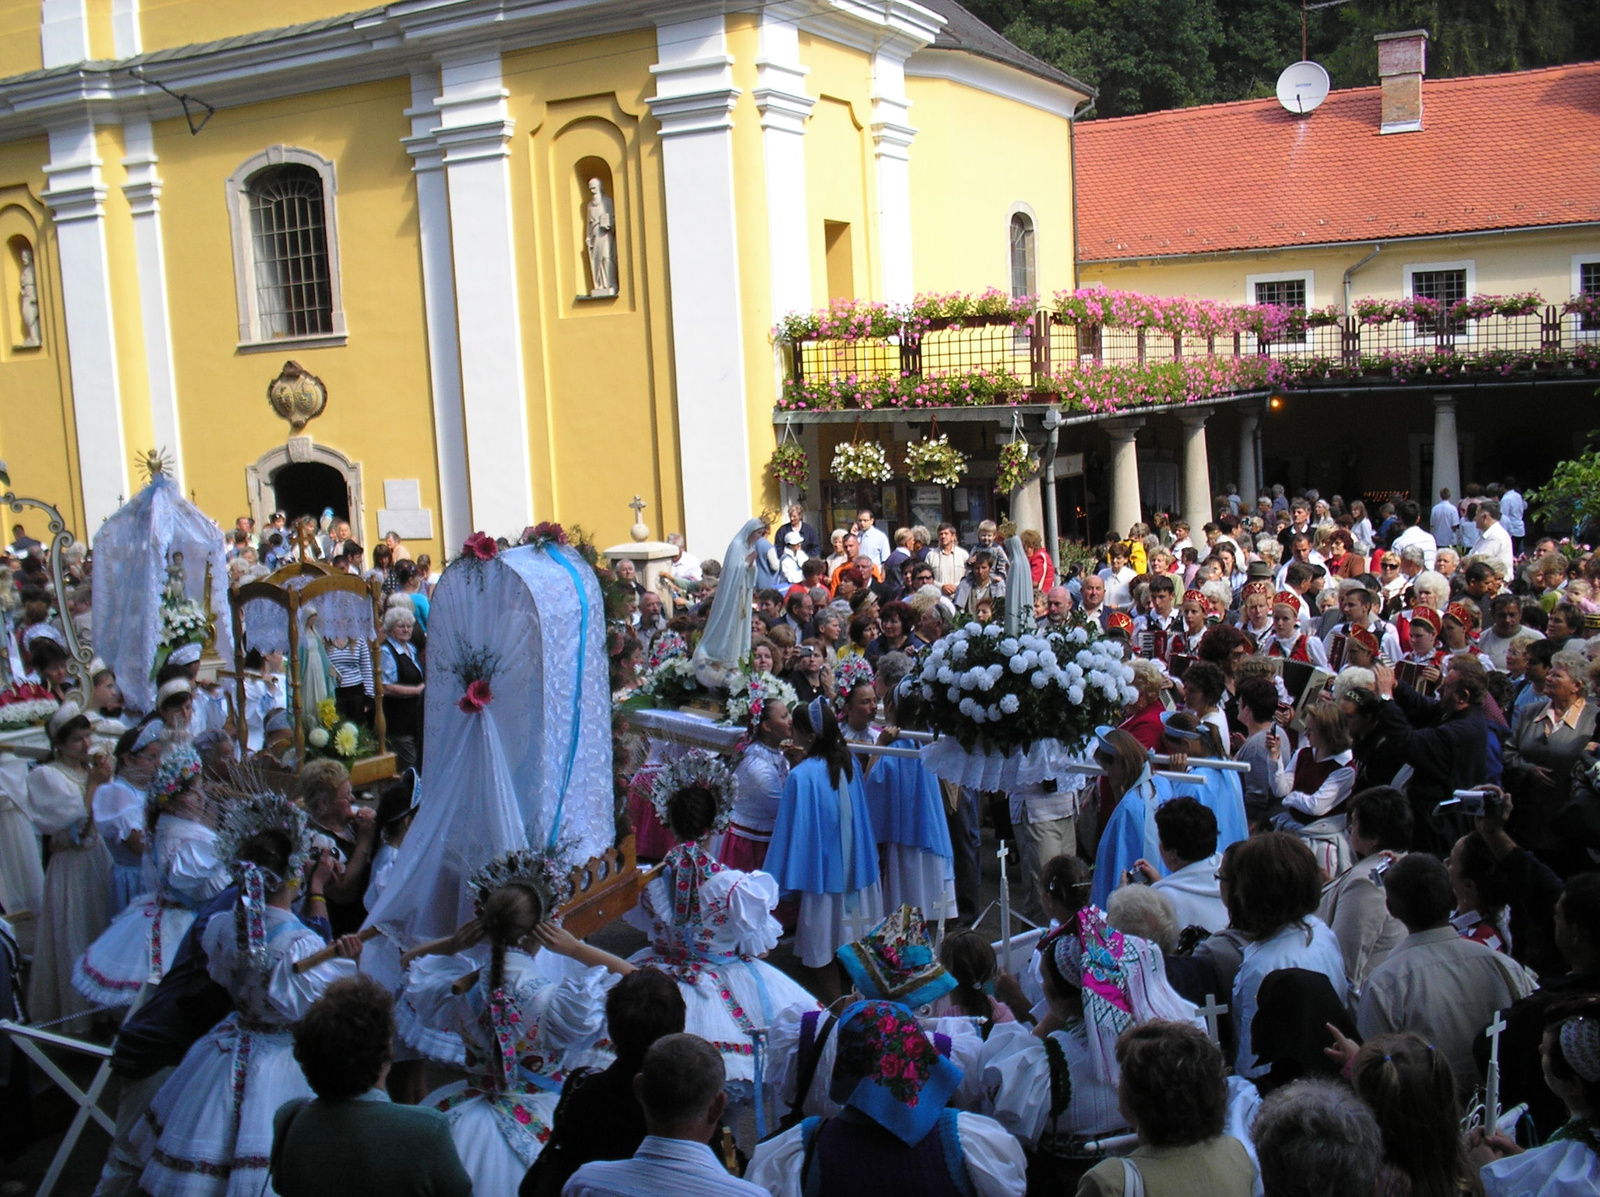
[622,750,819,1100]
[720,674,797,873]
[858,688,956,920]
[747,998,1027,1197]
[766,905,984,1127]
[92,721,165,916]
[26,701,114,1031]
[132,792,364,1197]
[1267,702,1358,878]
[75,740,228,1007]
[0,749,44,928]
[971,907,1200,1178]
[763,696,883,998]
[1173,589,1210,658]
[396,849,634,1190]
[1264,591,1330,669]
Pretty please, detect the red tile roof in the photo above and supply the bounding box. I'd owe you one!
[1075,61,1600,262]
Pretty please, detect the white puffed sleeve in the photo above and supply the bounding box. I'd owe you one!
[164,832,227,906]
[957,1111,1029,1197]
[395,952,478,1065]
[700,868,782,957]
[92,780,144,844]
[923,1015,985,1110]
[525,961,608,1053]
[973,1021,1051,1147]
[267,927,358,1020]
[623,872,667,936]
[744,1124,806,1197]
[764,1001,840,1119]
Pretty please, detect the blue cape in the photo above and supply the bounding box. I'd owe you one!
[1091,770,1175,909]
[1172,764,1250,855]
[861,739,955,857]
[765,757,880,894]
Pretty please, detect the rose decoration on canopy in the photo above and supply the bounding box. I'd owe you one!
[463,532,498,561]
[458,678,494,714]
[523,522,569,548]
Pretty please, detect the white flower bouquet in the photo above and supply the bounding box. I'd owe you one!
[0,697,59,730]
[915,622,1137,757]
[904,434,968,487]
[638,655,702,709]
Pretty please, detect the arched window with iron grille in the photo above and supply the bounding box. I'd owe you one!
[246,164,332,339]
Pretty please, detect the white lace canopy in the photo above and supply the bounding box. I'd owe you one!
[91,475,233,714]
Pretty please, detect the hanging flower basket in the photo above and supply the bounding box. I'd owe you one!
[769,442,809,488]
[995,437,1040,493]
[904,434,967,487]
[831,440,893,483]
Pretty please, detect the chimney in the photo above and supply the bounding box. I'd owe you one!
[1375,29,1428,134]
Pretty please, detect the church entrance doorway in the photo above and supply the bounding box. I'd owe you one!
[272,461,348,525]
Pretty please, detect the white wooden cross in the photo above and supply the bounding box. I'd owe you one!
[997,841,1013,974]
[1484,1010,1508,1133]
[1199,993,1230,1045]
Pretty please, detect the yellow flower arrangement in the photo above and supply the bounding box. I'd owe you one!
[333,722,359,757]
[317,698,338,729]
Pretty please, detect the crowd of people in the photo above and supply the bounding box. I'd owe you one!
[0,470,1596,1197]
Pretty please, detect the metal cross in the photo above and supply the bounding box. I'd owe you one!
[629,495,647,521]
[1484,1010,1508,1131]
[1199,993,1230,1044]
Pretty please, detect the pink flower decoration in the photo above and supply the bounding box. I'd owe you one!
[512,1106,532,1125]
[458,678,493,714]
[463,532,497,561]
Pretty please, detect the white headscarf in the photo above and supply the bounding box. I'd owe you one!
[692,518,764,687]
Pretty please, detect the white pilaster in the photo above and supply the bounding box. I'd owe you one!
[1431,394,1460,500]
[111,0,141,58]
[1177,408,1213,534]
[1237,412,1259,505]
[121,117,182,490]
[649,13,752,554]
[433,52,533,537]
[43,120,129,528]
[1011,476,1044,538]
[754,11,814,319]
[403,69,471,552]
[870,50,916,302]
[40,0,89,68]
[1104,418,1144,539]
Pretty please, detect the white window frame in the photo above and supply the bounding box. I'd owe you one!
[1245,269,1313,352]
[1007,202,1038,353]
[1402,258,1475,345]
[225,146,347,352]
[1571,253,1600,341]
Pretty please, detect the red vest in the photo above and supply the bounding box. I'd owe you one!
[1267,634,1313,664]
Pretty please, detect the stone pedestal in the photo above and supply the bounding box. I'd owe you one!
[603,540,679,604]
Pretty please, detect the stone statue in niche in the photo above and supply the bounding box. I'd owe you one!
[17,245,40,347]
[584,177,617,297]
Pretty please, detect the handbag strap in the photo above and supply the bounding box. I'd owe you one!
[1119,1157,1146,1197]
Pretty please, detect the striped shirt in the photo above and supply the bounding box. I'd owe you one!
[325,639,373,696]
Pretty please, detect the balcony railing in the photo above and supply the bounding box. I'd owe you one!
[776,290,1600,416]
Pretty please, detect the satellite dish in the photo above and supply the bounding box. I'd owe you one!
[1276,60,1331,115]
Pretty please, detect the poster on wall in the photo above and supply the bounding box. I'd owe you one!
[910,487,943,531]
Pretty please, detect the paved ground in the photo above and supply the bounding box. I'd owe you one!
[3,822,1027,1196]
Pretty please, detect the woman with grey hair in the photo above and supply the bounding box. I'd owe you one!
[379,605,424,773]
[1504,648,1596,862]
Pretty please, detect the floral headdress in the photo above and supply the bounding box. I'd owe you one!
[647,749,736,836]
[149,741,202,806]
[468,847,574,922]
[214,789,312,968]
[726,670,797,729]
[836,904,956,1010]
[830,1000,963,1146]
[834,655,876,706]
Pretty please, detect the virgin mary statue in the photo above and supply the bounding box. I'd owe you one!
[691,518,764,689]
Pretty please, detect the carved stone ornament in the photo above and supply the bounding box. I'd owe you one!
[266,360,328,433]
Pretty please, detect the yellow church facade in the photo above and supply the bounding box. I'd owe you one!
[0,0,1090,558]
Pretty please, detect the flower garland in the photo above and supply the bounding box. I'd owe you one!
[903,434,967,487]
[647,749,737,834]
[0,682,58,730]
[834,655,876,702]
[831,440,893,484]
[995,437,1040,493]
[725,669,797,728]
[769,443,809,488]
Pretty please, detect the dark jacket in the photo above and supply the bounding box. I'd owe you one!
[1380,685,1489,854]
[1472,968,1600,1141]
[520,1057,648,1197]
[273,1091,472,1197]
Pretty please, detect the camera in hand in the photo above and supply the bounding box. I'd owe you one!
[1438,788,1503,819]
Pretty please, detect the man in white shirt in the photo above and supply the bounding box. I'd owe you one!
[853,507,891,568]
[565,1034,769,1197]
[1472,500,1516,580]
[924,523,969,596]
[1389,500,1438,570]
[1429,488,1460,548]
[1077,573,1108,629]
[1357,853,1536,1101]
[1128,795,1228,933]
[666,533,702,582]
[1498,477,1526,552]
